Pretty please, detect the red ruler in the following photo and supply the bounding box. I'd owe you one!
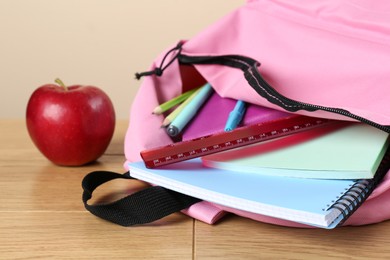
[141,115,334,168]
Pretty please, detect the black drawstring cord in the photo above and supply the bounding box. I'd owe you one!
[135,42,184,80]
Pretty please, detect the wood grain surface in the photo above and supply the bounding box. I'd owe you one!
[1,120,390,259]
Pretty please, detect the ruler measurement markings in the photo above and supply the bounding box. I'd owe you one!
[141,116,333,168]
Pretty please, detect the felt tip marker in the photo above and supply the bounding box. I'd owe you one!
[224,100,246,131]
[167,83,213,137]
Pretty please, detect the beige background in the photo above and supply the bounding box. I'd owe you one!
[0,0,243,119]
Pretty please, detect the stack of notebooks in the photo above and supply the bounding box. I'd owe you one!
[129,90,390,229]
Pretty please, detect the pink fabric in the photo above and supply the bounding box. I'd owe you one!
[181,201,226,224]
[125,0,390,227]
[124,50,183,162]
[182,0,390,125]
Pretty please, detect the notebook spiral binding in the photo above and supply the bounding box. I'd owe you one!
[329,147,390,226]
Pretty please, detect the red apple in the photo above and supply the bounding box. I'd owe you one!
[26,79,116,166]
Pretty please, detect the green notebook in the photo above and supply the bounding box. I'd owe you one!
[202,122,389,179]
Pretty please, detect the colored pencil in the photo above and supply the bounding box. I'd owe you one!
[152,87,199,114]
[161,87,202,127]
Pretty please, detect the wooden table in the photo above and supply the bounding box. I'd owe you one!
[1,120,390,259]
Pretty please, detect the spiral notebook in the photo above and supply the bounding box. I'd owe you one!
[128,150,390,229]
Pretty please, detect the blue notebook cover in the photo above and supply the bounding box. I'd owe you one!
[128,158,382,229]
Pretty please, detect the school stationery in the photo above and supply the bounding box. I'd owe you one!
[152,87,199,115]
[161,87,202,127]
[182,91,291,141]
[142,115,332,168]
[127,154,389,229]
[166,83,213,137]
[224,100,246,131]
[203,122,390,179]
[83,0,390,229]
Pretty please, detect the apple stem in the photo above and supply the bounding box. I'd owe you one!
[55,78,68,91]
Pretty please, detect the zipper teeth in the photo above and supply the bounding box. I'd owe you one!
[179,54,390,133]
[254,71,390,133]
[299,102,390,133]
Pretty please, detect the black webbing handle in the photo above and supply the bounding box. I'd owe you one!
[82,170,201,226]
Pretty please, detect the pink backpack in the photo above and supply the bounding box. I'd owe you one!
[83,0,390,228]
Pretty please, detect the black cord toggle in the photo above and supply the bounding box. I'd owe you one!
[135,68,162,80]
[135,42,183,80]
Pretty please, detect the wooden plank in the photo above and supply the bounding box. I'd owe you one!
[0,120,194,259]
[194,215,390,259]
[0,212,193,259]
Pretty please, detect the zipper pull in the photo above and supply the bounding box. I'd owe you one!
[135,42,183,80]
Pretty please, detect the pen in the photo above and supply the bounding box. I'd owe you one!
[167,83,213,137]
[152,87,199,115]
[224,100,246,131]
[161,87,201,127]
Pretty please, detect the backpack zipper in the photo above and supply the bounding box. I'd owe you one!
[178,54,390,133]
[134,48,390,133]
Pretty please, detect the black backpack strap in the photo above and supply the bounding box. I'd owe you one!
[82,170,201,226]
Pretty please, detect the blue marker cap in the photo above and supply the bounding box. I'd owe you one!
[224,100,246,131]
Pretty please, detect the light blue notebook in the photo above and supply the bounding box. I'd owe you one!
[128,158,385,229]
